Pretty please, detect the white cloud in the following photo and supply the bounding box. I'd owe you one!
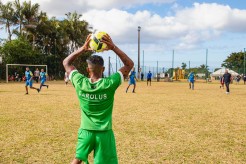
[1,0,174,17]
[82,3,246,50]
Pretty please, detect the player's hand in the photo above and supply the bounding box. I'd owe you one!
[101,34,116,51]
[82,34,93,51]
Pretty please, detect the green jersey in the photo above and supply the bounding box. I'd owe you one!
[69,70,124,131]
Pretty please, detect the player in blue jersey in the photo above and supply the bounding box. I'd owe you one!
[147,71,152,86]
[39,68,49,91]
[188,71,195,90]
[25,67,40,94]
[126,67,137,93]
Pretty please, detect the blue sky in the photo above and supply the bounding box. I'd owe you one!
[1,0,246,74]
[127,0,246,16]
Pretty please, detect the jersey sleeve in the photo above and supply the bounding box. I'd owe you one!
[108,71,124,90]
[69,70,85,88]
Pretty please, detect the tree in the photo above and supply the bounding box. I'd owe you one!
[0,1,17,41]
[13,0,24,34]
[0,1,93,79]
[1,37,43,64]
[64,12,89,53]
[181,62,187,70]
[221,52,244,74]
[21,1,40,48]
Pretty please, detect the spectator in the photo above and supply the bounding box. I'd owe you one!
[34,68,40,83]
[244,74,246,85]
[141,72,144,81]
[147,71,152,86]
[223,69,232,94]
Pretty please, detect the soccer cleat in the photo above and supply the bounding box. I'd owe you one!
[25,93,28,95]
[37,89,40,93]
[47,85,49,89]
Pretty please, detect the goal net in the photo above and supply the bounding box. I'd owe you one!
[6,64,48,83]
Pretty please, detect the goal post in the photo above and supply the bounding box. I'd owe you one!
[6,64,48,83]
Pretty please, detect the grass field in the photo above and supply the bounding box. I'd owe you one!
[0,80,246,163]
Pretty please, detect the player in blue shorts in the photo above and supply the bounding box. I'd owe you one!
[188,71,195,90]
[147,71,152,86]
[39,68,49,91]
[126,67,137,93]
[25,67,40,94]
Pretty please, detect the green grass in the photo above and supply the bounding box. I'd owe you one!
[0,81,245,163]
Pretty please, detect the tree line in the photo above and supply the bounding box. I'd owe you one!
[0,0,93,79]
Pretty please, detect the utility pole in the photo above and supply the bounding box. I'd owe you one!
[138,26,141,79]
[157,61,159,82]
[206,49,208,79]
[142,50,144,77]
[172,50,174,77]
[108,56,111,76]
[157,61,159,74]
[244,48,245,75]
[189,60,190,72]
[54,39,57,78]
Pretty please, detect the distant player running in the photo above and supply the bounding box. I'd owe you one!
[126,67,137,93]
[63,34,134,164]
[188,71,195,90]
[39,68,49,91]
[25,67,40,94]
[147,71,152,86]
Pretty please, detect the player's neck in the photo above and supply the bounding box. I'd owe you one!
[89,74,102,83]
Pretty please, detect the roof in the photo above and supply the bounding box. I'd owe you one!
[210,68,239,77]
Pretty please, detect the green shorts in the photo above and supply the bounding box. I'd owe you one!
[76,129,118,164]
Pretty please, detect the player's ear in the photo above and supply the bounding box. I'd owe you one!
[102,67,105,73]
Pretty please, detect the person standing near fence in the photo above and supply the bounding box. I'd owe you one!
[147,71,152,86]
[223,70,232,94]
[244,74,246,85]
[34,68,40,83]
[126,67,137,93]
[188,71,195,90]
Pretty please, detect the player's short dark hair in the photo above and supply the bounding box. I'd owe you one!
[86,55,104,66]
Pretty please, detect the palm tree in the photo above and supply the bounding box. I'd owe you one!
[22,1,39,25]
[21,1,40,49]
[13,0,24,34]
[0,1,16,41]
[64,12,89,53]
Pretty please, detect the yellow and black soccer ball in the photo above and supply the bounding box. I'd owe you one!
[89,31,108,52]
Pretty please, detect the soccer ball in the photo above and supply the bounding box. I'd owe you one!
[89,31,108,52]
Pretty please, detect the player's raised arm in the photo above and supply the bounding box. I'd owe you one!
[102,34,134,78]
[63,34,92,76]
